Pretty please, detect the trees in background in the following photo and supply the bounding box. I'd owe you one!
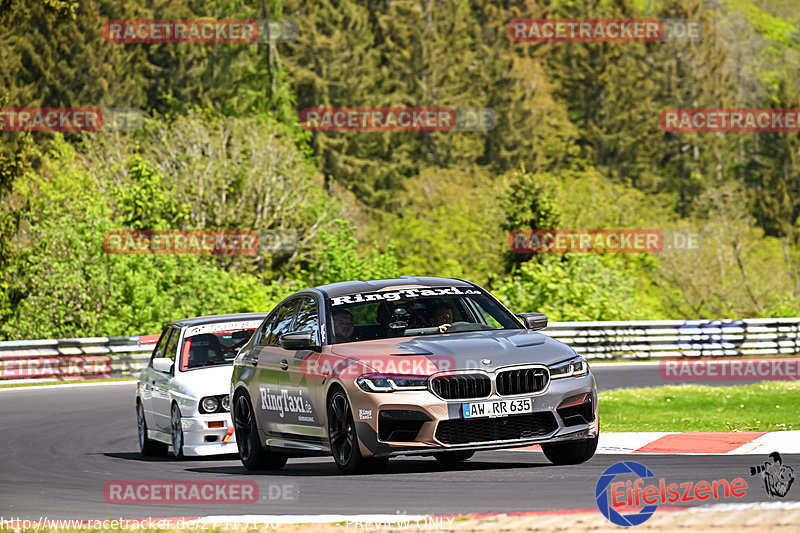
[1,0,799,338]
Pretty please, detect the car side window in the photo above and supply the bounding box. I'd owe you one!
[293,296,320,345]
[266,298,301,346]
[162,327,180,363]
[149,327,171,365]
[257,313,280,346]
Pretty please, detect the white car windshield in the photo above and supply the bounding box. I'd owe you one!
[180,323,259,370]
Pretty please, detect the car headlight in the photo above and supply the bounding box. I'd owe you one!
[356,374,429,392]
[200,396,220,413]
[548,356,589,379]
[221,395,230,412]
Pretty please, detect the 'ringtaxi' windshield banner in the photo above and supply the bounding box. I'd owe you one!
[184,320,263,338]
[330,286,481,306]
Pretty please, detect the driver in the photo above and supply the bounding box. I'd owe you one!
[430,303,454,332]
[332,309,355,343]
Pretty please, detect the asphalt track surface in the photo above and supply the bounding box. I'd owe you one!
[590,361,770,390]
[1,368,795,520]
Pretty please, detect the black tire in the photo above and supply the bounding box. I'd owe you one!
[170,403,185,459]
[541,435,599,465]
[232,392,288,471]
[137,401,168,457]
[433,450,475,465]
[327,388,386,474]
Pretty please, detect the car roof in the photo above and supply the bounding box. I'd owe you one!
[168,312,269,328]
[315,276,476,298]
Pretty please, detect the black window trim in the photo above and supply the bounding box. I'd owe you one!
[293,294,322,346]
[149,327,172,367]
[266,296,303,346]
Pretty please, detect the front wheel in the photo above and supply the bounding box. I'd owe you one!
[541,435,598,465]
[327,389,386,474]
[137,402,167,456]
[232,392,287,471]
[171,404,185,459]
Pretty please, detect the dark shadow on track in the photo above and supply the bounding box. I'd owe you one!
[186,457,552,476]
[99,452,240,462]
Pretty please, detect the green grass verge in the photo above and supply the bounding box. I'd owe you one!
[599,381,799,432]
[0,377,136,389]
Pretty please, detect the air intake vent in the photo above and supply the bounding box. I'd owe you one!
[430,374,491,400]
[496,367,548,396]
[435,412,558,444]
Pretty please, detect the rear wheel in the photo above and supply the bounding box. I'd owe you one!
[541,435,598,465]
[433,450,474,465]
[232,392,288,471]
[327,389,386,474]
[137,402,167,456]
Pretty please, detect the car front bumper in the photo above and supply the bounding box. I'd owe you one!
[347,373,598,458]
[179,412,238,457]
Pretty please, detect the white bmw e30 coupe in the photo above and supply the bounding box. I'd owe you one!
[135,313,267,458]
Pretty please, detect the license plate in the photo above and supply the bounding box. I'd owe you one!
[462,398,533,419]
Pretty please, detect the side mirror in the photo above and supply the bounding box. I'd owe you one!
[280,330,318,351]
[516,313,548,331]
[152,357,174,373]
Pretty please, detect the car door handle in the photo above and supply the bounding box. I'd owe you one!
[280,359,289,371]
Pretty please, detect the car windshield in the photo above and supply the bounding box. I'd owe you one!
[327,286,522,344]
[180,321,260,370]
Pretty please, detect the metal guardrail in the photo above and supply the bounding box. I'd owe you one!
[1,318,799,381]
[543,318,800,359]
[0,336,152,382]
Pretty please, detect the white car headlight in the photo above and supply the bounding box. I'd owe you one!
[221,395,230,412]
[549,356,589,379]
[201,396,220,413]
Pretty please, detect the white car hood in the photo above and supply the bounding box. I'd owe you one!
[171,365,234,398]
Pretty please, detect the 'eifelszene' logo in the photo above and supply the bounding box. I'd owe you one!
[749,452,795,498]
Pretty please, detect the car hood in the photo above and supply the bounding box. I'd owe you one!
[171,365,234,397]
[329,329,577,373]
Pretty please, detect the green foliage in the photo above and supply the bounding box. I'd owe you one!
[376,167,505,287]
[495,254,655,320]
[0,138,264,338]
[3,0,800,340]
[500,171,562,232]
[305,220,401,286]
[75,110,340,279]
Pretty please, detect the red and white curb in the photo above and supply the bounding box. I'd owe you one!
[513,431,800,455]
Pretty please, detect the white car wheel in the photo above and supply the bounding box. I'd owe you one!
[137,401,167,456]
[171,404,184,459]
